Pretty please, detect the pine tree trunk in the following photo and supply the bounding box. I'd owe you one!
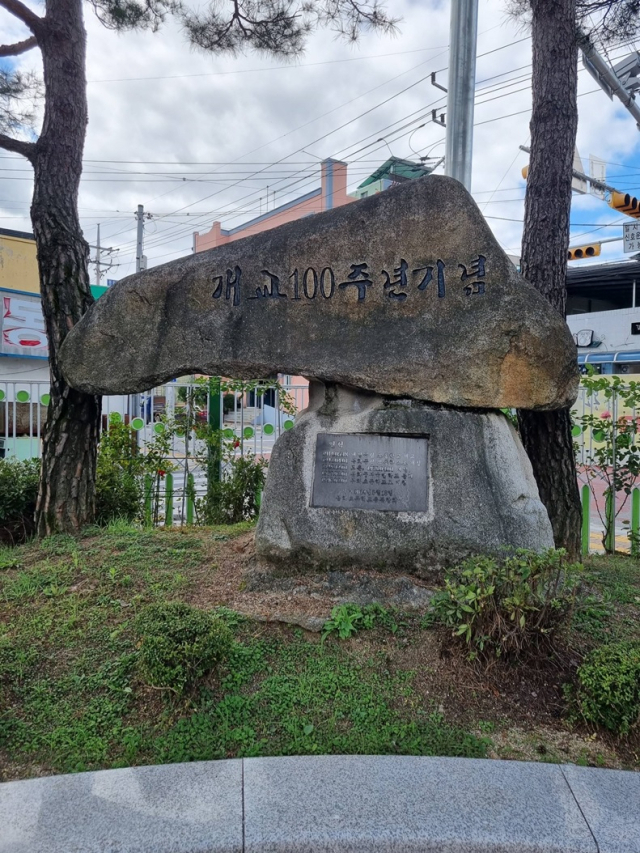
[517,0,581,558]
[31,0,101,537]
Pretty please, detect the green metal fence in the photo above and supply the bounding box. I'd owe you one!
[581,483,640,556]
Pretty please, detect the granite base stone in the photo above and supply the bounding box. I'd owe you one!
[255,382,554,574]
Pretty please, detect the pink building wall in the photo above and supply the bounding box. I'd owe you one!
[194,159,353,252]
[194,160,355,412]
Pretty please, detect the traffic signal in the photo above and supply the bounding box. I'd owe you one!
[610,191,640,218]
[521,165,529,180]
[568,244,601,260]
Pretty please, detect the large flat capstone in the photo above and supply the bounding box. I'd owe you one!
[60,176,578,410]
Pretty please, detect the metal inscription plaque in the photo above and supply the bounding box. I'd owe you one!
[311,433,429,511]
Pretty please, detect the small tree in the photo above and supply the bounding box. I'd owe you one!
[0,0,397,537]
[574,374,640,553]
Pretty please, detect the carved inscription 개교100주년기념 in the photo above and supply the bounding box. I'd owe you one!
[212,255,487,306]
[311,433,429,512]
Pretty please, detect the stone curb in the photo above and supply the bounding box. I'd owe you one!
[1,755,639,852]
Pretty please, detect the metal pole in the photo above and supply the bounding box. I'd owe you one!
[444,0,479,191]
[208,376,222,483]
[580,34,640,129]
[136,204,144,273]
[96,224,102,286]
[133,205,145,437]
[581,483,590,556]
[519,145,616,194]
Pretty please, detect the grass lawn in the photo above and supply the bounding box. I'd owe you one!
[1,522,639,781]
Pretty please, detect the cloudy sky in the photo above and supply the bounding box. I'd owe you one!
[2,0,640,283]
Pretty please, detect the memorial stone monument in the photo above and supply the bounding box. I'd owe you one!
[61,176,580,572]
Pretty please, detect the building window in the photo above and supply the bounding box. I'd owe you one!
[567,282,633,314]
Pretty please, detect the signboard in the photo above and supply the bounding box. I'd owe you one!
[311,433,429,511]
[589,156,607,200]
[571,149,587,194]
[623,222,640,254]
[1,291,48,359]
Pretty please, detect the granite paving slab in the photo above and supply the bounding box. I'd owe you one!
[243,755,597,852]
[562,764,640,853]
[0,760,243,853]
[3,756,640,853]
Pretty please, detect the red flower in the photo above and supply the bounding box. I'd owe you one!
[157,469,166,477]
[233,439,240,448]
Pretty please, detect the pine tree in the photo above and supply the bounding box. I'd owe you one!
[512,0,640,556]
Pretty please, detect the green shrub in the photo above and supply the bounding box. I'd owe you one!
[135,602,233,695]
[205,454,266,524]
[432,549,581,661]
[0,457,40,544]
[98,414,140,471]
[575,642,640,734]
[95,455,142,525]
[94,414,144,524]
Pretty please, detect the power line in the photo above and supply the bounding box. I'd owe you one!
[116,33,536,248]
[136,77,620,255]
[136,71,552,249]
[86,44,451,84]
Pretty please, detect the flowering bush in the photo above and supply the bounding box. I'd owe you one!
[96,413,176,525]
[573,373,640,552]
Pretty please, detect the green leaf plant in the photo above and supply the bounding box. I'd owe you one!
[573,371,640,553]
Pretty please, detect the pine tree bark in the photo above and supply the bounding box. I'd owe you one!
[30,0,101,536]
[517,0,582,558]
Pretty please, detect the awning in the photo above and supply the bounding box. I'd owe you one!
[577,351,640,364]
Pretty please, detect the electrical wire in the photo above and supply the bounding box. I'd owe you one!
[4,33,637,262]
[95,33,538,251]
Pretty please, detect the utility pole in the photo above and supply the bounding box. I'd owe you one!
[444,0,479,191]
[96,223,101,285]
[135,204,150,273]
[88,224,117,287]
[134,204,151,423]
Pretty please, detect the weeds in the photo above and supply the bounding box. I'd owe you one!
[322,603,401,640]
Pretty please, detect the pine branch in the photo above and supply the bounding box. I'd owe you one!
[0,0,43,34]
[0,131,35,161]
[0,36,38,56]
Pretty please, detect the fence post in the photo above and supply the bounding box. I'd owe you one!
[605,491,615,554]
[144,474,153,527]
[632,487,640,557]
[208,377,222,483]
[165,472,174,527]
[187,472,195,525]
[581,484,590,557]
